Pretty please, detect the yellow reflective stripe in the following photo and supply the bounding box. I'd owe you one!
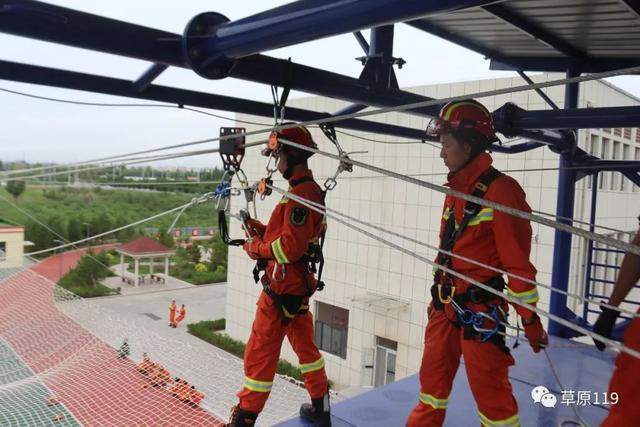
[279,197,289,204]
[507,287,539,304]
[442,207,452,221]
[271,238,290,264]
[244,377,273,393]
[467,208,494,226]
[443,101,491,121]
[419,393,449,409]
[300,357,325,374]
[478,411,520,427]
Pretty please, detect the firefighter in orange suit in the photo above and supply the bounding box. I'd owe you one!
[174,304,186,327]
[227,126,330,427]
[407,100,548,427]
[169,300,177,327]
[593,221,640,427]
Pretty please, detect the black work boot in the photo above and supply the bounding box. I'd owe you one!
[226,405,258,427]
[300,394,331,426]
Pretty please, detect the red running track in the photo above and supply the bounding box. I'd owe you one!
[0,251,223,426]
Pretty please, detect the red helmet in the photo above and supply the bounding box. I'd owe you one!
[262,125,317,160]
[426,99,498,144]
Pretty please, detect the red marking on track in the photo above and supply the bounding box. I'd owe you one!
[0,252,223,426]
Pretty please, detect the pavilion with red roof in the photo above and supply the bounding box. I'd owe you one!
[115,237,175,287]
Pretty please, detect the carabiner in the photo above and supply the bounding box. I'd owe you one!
[437,284,456,304]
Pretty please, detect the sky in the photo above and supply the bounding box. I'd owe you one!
[1,0,638,169]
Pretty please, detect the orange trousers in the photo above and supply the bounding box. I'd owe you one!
[174,311,185,326]
[602,311,640,427]
[407,303,519,427]
[169,309,176,325]
[238,291,328,414]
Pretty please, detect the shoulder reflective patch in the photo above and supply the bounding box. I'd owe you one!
[290,207,308,226]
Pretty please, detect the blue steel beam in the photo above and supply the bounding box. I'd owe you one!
[353,31,370,54]
[359,25,399,90]
[0,0,442,117]
[504,106,640,130]
[549,66,581,338]
[516,71,559,110]
[0,60,426,141]
[490,57,640,73]
[482,4,586,58]
[191,0,501,60]
[133,64,169,93]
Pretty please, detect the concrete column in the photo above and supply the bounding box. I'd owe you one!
[134,258,139,287]
[164,257,169,276]
[120,253,124,278]
[150,257,154,275]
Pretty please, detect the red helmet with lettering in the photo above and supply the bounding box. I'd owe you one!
[262,125,317,161]
[427,99,498,146]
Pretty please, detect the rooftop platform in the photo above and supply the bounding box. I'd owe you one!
[278,336,615,426]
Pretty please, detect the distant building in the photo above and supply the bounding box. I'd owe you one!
[0,219,25,269]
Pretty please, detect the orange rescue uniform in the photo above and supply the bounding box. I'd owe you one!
[169,302,177,326]
[408,153,539,427]
[237,169,328,415]
[175,306,186,326]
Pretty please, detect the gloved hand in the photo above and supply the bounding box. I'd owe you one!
[523,314,548,353]
[592,306,620,351]
[242,236,270,260]
[245,219,266,239]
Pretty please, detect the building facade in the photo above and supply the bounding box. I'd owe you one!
[226,74,640,391]
[0,220,24,269]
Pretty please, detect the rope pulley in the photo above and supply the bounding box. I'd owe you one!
[219,127,246,172]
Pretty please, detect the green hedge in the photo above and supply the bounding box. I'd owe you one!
[187,319,303,382]
[58,250,119,298]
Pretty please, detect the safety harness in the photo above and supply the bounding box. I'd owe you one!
[432,166,511,352]
[254,176,327,325]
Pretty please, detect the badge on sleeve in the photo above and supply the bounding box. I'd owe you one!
[290,207,308,226]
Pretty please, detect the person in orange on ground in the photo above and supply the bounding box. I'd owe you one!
[170,377,183,397]
[137,352,153,374]
[407,100,548,427]
[173,304,186,327]
[169,300,177,327]
[189,385,205,406]
[592,219,640,427]
[227,126,330,427]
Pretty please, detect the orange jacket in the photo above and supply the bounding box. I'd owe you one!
[438,153,538,318]
[250,169,325,296]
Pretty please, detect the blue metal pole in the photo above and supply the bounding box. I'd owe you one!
[582,173,598,321]
[196,0,500,60]
[548,66,580,337]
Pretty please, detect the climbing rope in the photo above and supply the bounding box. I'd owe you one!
[267,182,640,360]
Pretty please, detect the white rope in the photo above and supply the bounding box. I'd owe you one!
[0,193,118,278]
[5,63,639,181]
[278,137,640,256]
[268,183,640,360]
[25,193,214,256]
[272,185,638,318]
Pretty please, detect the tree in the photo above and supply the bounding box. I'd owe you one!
[67,217,83,242]
[187,242,201,263]
[5,180,25,199]
[25,220,53,252]
[157,229,175,249]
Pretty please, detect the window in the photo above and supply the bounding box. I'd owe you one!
[314,302,349,359]
[622,145,630,191]
[587,135,599,188]
[614,128,622,137]
[0,242,6,262]
[374,337,397,387]
[636,129,640,144]
[612,141,621,190]
[624,128,632,140]
[599,139,610,190]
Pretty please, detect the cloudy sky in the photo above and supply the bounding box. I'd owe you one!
[1,0,638,168]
